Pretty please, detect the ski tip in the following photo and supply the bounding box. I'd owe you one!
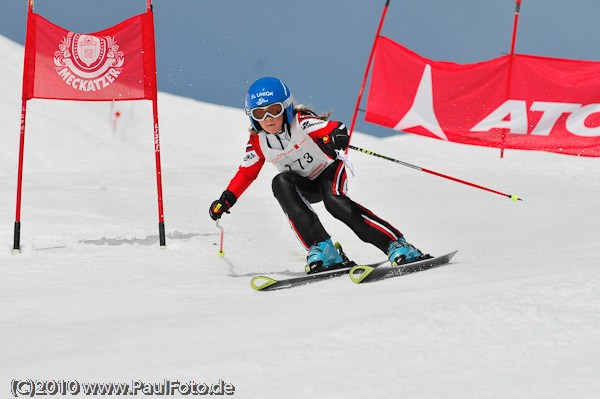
[349,265,375,284]
[251,276,278,291]
[446,250,459,261]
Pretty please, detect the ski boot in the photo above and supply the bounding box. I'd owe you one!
[387,237,431,266]
[305,239,346,275]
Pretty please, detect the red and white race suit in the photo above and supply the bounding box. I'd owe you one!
[226,111,403,252]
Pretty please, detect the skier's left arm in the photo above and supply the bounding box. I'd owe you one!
[300,114,349,157]
[321,121,349,153]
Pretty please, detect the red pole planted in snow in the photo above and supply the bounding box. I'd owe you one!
[501,0,522,158]
[153,99,166,248]
[13,101,27,253]
[13,0,35,253]
[146,2,166,248]
[347,0,391,151]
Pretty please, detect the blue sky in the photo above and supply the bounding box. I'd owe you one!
[2,0,599,137]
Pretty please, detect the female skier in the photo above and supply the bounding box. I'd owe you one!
[209,77,427,273]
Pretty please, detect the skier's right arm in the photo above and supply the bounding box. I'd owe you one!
[209,136,265,220]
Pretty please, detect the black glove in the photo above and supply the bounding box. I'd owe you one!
[322,122,349,156]
[209,190,237,220]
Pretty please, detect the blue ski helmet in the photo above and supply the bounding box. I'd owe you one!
[245,77,294,131]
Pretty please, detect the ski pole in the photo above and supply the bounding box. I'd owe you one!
[349,145,523,202]
[216,220,225,256]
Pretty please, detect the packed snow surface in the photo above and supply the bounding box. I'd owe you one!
[1,35,599,398]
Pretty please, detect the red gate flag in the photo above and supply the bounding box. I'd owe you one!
[365,36,600,157]
[14,1,166,253]
[23,12,157,101]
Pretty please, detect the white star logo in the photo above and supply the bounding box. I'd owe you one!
[393,64,448,141]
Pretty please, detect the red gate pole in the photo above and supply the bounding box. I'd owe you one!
[347,0,391,150]
[147,0,166,248]
[500,0,522,158]
[13,0,35,254]
[13,100,28,254]
[153,99,166,249]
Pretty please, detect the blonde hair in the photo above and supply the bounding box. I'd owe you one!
[248,102,333,135]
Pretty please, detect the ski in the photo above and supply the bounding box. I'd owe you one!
[251,260,388,291]
[251,241,386,291]
[349,251,458,284]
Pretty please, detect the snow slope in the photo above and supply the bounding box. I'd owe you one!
[1,34,599,398]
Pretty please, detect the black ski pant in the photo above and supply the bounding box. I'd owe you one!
[271,160,403,253]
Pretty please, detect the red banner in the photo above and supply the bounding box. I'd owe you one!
[365,36,600,157]
[23,12,157,101]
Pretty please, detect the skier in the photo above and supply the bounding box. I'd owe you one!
[209,76,427,273]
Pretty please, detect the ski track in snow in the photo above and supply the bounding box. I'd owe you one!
[1,35,600,398]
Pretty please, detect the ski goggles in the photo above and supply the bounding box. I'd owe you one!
[246,102,285,121]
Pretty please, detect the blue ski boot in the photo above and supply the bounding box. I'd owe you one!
[306,239,344,274]
[387,237,428,266]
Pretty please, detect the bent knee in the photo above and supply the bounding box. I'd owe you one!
[323,194,351,217]
[272,172,296,196]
